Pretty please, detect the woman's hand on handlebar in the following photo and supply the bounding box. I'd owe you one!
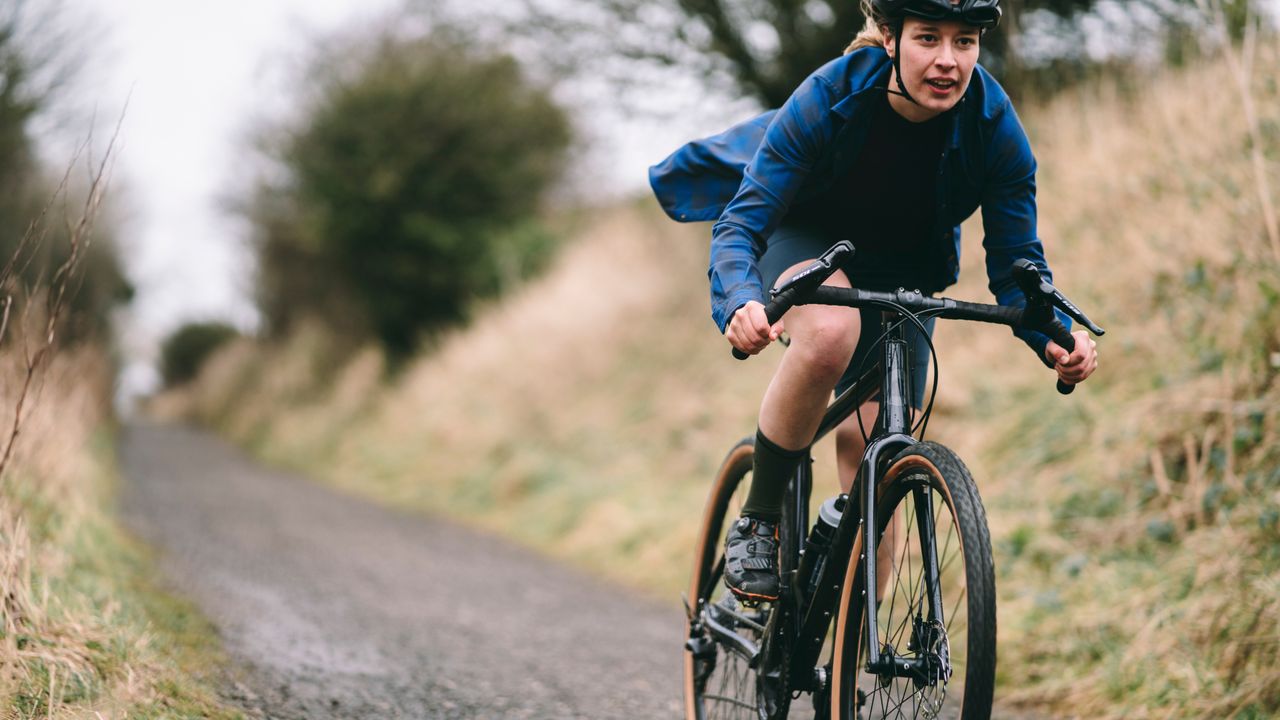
[726,301,785,356]
[1045,330,1098,386]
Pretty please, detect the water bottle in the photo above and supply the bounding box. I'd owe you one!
[797,494,846,603]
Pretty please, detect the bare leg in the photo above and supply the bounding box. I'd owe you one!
[835,400,878,495]
[727,260,861,597]
[757,262,860,451]
[836,401,900,603]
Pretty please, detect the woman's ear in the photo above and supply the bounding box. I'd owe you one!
[882,27,896,59]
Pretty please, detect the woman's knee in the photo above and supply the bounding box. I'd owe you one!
[788,307,859,377]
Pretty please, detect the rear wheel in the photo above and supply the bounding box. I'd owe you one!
[683,438,792,720]
[830,442,995,719]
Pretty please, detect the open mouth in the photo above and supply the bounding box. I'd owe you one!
[925,78,957,92]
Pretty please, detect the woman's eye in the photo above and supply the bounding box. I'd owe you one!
[918,34,937,42]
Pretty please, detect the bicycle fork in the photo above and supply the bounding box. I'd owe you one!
[861,327,951,686]
[863,484,950,686]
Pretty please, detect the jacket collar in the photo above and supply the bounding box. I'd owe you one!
[829,52,893,120]
[828,47,965,150]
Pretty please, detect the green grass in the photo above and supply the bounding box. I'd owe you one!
[1,425,239,719]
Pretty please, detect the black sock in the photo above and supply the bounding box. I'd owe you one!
[741,428,806,522]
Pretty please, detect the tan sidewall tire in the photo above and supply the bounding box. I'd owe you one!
[830,442,995,720]
[683,438,754,720]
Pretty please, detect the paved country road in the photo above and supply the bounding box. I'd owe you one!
[120,423,686,719]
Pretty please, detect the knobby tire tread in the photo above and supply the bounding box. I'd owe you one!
[832,441,996,720]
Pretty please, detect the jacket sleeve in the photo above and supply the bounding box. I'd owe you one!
[649,111,776,223]
[708,73,840,332]
[979,103,1072,367]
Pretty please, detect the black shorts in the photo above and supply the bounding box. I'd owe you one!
[758,223,935,409]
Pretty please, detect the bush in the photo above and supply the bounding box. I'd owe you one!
[160,322,240,387]
[249,27,572,359]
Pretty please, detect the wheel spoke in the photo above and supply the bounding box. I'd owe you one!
[938,535,960,579]
[938,517,956,575]
[883,529,902,643]
[886,682,929,718]
[887,496,920,649]
[946,583,967,636]
[702,693,757,711]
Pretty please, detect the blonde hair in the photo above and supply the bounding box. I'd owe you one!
[844,0,888,54]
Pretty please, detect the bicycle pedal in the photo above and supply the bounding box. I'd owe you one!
[685,634,716,658]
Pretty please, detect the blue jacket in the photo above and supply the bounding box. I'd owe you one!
[649,47,1068,365]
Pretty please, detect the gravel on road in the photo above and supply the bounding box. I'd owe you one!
[120,423,685,719]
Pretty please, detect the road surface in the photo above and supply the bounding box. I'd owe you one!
[120,423,685,719]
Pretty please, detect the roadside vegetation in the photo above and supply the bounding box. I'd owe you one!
[159,33,1280,717]
[968,38,1280,718]
[240,22,570,362]
[0,4,236,716]
[160,321,240,388]
[0,159,238,717]
[0,347,238,718]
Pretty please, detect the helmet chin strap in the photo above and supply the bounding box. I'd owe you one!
[887,21,921,105]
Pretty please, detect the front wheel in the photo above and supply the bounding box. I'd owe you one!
[830,442,996,719]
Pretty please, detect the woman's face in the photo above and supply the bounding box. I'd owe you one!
[884,17,981,121]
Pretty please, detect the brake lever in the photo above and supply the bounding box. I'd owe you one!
[1011,260,1106,336]
[771,240,855,298]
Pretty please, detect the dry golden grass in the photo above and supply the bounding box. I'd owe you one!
[0,344,238,718]
[0,135,237,717]
[163,42,1280,717]
[0,347,112,714]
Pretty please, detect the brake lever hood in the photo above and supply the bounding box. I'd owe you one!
[1011,259,1105,336]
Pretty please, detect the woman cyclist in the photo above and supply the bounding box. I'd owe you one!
[650,0,1099,602]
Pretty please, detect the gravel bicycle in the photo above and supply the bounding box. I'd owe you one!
[682,241,1104,719]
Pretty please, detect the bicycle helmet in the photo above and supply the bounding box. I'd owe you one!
[870,0,1001,104]
[872,0,1001,30]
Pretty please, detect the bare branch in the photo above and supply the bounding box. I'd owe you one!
[0,109,122,482]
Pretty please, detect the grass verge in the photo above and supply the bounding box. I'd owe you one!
[1,350,239,719]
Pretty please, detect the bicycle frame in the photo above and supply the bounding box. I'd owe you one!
[779,310,945,691]
[699,309,951,694]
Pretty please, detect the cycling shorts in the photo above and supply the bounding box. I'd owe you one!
[757,222,936,410]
